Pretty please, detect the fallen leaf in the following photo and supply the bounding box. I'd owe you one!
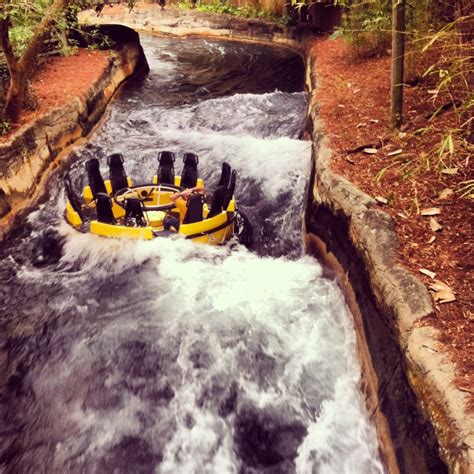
[421,207,441,216]
[387,149,403,156]
[346,157,355,164]
[441,168,458,175]
[370,119,379,123]
[430,217,443,232]
[363,148,378,154]
[356,122,367,128]
[438,188,453,200]
[427,236,436,244]
[419,268,436,279]
[433,290,456,303]
[375,196,388,204]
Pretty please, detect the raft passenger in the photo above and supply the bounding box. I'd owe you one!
[164,186,204,231]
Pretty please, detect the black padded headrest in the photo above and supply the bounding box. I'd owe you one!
[125,198,146,227]
[223,169,237,210]
[96,193,115,224]
[107,153,124,166]
[183,152,199,165]
[158,151,176,165]
[180,152,199,189]
[183,193,203,225]
[208,185,226,218]
[107,153,128,193]
[157,151,176,185]
[85,158,107,196]
[218,162,231,188]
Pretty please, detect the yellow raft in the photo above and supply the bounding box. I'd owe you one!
[64,152,252,246]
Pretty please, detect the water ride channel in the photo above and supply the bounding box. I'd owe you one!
[0,35,385,472]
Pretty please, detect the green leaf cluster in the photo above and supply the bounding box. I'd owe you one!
[178,1,289,26]
[2,0,52,55]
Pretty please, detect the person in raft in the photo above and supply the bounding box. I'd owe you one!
[164,186,205,231]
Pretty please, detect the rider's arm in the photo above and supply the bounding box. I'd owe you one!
[170,186,204,202]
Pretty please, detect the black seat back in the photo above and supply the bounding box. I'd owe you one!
[125,198,146,227]
[108,153,128,193]
[183,193,203,225]
[180,153,199,189]
[96,193,115,224]
[86,158,107,197]
[217,162,231,188]
[223,169,236,210]
[64,174,82,215]
[208,185,226,218]
[157,151,176,185]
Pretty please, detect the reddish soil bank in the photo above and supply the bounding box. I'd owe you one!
[1,48,109,141]
[310,36,473,406]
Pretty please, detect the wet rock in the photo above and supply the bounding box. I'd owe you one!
[234,404,307,470]
[97,436,161,473]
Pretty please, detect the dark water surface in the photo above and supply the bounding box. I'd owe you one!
[0,36,383,473]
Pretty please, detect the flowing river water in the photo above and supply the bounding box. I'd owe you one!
[0,36,385,473]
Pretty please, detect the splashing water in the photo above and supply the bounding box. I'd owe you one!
[0,36,384,473]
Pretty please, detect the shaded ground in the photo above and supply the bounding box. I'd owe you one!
[310,36,473,405]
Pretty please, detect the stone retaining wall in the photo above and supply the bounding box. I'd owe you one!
[0,25,149,240]
[304,54,473,473]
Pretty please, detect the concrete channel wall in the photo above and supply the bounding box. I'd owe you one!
[0,7,471,472]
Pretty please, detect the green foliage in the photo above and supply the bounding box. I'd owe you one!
[339,1,392,59]
[0,120,11,135]
[181,1,288,26]
[3,0,51,56]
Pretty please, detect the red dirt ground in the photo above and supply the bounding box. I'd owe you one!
[0,48,109,140]
[310,36,473,406]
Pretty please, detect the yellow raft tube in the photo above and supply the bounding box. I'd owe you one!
[65,176,237,244]
[65,155,243,244]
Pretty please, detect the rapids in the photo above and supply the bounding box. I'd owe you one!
[0,35,384,473]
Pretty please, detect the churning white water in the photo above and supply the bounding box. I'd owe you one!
[0,35,384,473]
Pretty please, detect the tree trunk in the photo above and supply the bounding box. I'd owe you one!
[4,66,26,122]
[2,0,71,122]
[390,0,406,129]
